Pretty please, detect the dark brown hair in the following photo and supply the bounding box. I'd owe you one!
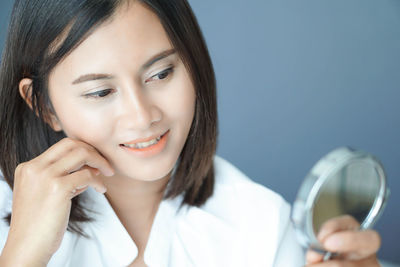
[0,0,217,236]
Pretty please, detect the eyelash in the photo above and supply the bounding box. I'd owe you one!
[84,67,174,99]
[144,66,174,83]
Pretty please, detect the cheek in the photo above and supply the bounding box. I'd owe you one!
[54,100,112,144]
[164,69,196,124]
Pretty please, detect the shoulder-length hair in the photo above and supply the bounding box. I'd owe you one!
[0,0,217,236]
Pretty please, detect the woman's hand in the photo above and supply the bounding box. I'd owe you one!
[305,215,381,267]
[0,138,114,267]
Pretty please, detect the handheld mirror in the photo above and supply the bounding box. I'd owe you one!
[291,147,389,258]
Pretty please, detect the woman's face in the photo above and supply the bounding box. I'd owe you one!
[47,2,196,181]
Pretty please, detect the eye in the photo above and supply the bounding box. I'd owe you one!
[84,89,113,98]
[145,67,174,83]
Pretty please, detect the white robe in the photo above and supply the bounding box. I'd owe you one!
[0,155,305,266]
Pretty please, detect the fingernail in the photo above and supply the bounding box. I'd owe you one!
[325,236,342,249]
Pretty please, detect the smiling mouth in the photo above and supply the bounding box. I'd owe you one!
[122,136,161,149]
[120,130,169,149]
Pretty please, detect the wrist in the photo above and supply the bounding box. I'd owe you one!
[1,238,48,267]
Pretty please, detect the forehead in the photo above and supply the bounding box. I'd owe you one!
[50,1,173,80]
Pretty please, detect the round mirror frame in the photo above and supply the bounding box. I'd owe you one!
[291,147,389,252]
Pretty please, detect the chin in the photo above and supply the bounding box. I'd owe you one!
[117,159,176,182]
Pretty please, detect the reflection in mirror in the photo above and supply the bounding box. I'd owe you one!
[312,160,380,235]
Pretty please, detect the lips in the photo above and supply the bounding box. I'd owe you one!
[120,130,169,147]
[119,130,170,157]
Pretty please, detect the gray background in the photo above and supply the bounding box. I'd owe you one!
[1,0,399,263]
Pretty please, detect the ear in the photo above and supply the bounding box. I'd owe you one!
[18,78,63,132]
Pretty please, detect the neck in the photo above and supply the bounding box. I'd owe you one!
[101,172,171,220]
[100,173,172,254]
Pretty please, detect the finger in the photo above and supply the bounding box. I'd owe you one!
[305,255,380,267]
[61,167,107,197]
[317,215,360,242]
[323,230,381,260]
[49,144,114,177]
[33,138,114,177]
[31,138,80,166]
[306,249,325,264]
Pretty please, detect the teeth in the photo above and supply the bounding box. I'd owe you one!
[123,136,161,149]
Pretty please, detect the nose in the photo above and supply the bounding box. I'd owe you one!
[116,87,162,131]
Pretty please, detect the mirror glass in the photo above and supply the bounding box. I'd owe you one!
[312,160,380,235]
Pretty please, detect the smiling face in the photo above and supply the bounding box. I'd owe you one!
[46,2,196,181]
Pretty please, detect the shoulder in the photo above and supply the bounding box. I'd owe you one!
[211,154,291,230]
[175,155,292,265]
[213,155,284,199]
[210,155,290,219]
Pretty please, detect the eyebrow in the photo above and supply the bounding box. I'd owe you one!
[71,48,177,85]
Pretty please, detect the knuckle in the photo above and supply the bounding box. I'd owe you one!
[75,146,90,157]
[64,138,92,151]
[14,162,25,176]
[14,165,24,183]
[16,162,37,179]
[24,165,37,177]
[61,137,76,147]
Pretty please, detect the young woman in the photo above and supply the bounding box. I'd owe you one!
[0,0,381,266]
